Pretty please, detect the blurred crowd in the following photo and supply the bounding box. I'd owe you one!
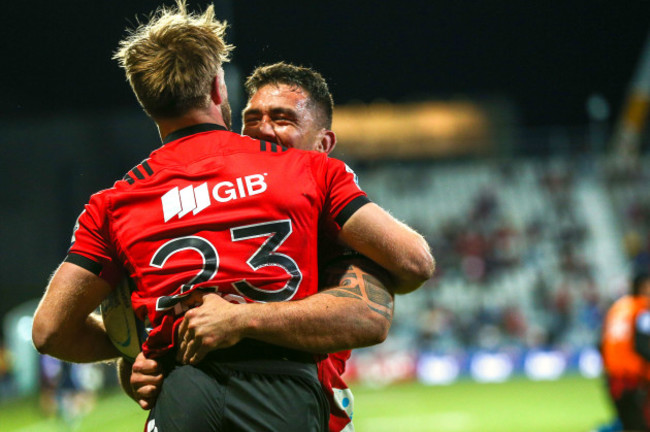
[356,157,646,359]
[610,163,650,274]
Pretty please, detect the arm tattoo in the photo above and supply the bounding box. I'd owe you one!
[321,259,394,322]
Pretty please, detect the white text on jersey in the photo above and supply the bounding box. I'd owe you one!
[162,174,268,222]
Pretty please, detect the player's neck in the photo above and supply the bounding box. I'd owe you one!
[156,108,227,142]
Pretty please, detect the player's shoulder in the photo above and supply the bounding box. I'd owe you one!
[218,133,298,159]
[121,159,156,187]
[239,137,333,173]
[288,150,342,170]
[222,130,263,148]
[86,183,119,208]
[83,162,150,211]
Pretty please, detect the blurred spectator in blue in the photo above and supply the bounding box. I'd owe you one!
[39,355,100,429]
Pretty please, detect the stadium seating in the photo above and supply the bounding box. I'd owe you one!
[351,156,647,382]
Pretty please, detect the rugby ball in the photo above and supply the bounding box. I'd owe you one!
[100,276,148,362]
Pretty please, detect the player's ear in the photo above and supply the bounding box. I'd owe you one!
[210,72,225,106]
[317,129,337,154]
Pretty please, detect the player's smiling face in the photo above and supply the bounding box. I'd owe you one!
[242,83,326,152]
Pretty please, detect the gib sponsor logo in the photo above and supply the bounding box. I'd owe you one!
[162,174,268,222]
[212,173,267,203]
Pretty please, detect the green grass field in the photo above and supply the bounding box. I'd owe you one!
[2,376,613,432]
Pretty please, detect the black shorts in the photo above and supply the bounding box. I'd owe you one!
[147,342,329,432]
[606,375,650,431]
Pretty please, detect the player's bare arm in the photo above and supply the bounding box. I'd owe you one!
[338,202,435,294]
[176,258,394,365]
[124,258,394,405]
[319,257,394,323]
[32,262,120,362]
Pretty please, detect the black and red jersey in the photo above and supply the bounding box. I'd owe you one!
[319,351,354,432]
[66,123,368,358]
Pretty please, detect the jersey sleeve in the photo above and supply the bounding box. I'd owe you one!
[65,192,116,276]
[319,157,370,227]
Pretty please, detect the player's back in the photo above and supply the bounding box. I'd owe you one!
[76,125,324,355]
[116,126,320,299]
[70,124,367,356]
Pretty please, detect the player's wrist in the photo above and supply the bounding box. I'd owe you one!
[236,303,262,339]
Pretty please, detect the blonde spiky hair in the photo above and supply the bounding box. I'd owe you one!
[113,0,234,118]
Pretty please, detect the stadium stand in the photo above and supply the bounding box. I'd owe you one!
[349,156,642,383]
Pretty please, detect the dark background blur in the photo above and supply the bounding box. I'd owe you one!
[1,0,650,334]
[4,1,650,124]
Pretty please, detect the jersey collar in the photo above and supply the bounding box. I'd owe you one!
[163,123,228,145]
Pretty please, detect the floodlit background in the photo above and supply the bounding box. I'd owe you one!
[2,1,650,430]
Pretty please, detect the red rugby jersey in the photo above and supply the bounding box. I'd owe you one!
[319,351,354,432]
[66,124,369,357]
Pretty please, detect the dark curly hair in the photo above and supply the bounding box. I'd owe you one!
[244,62,334,129]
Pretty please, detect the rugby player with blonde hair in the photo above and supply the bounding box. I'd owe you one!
[33,2,433,431]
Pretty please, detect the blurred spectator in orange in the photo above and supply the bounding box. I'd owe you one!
[600,272,650,431]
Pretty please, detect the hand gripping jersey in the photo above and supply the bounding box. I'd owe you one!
[66,124,369,358]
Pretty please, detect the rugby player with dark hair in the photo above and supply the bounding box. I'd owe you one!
[127,61,427,432]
